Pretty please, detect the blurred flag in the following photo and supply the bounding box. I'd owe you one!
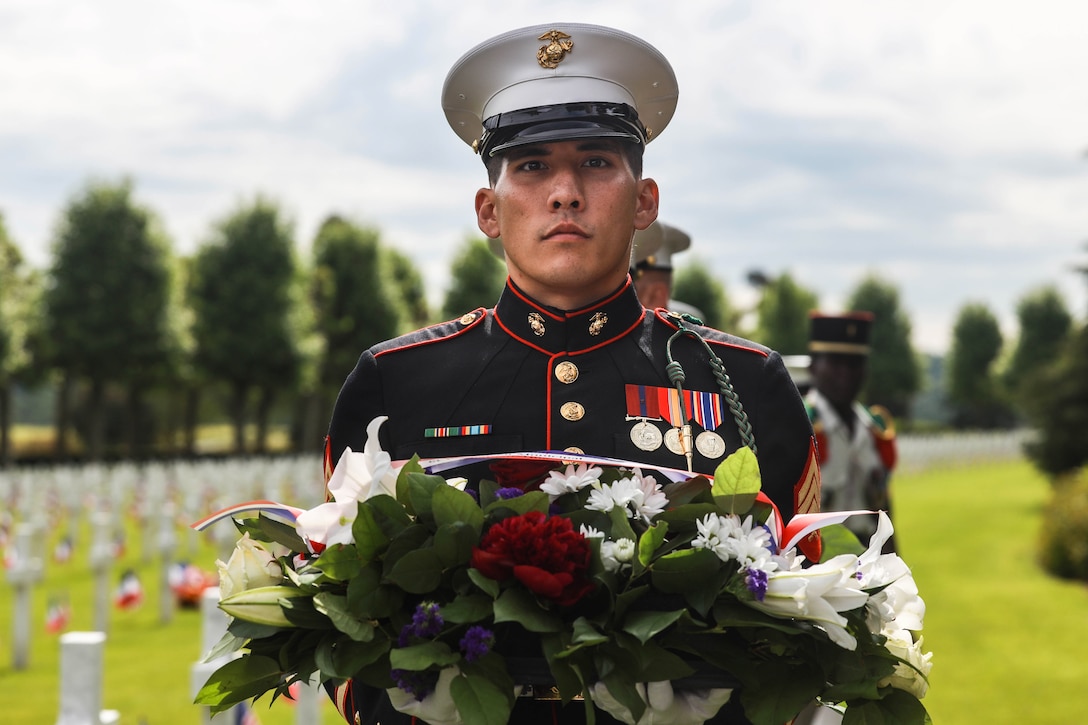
[45,597,71,633]
[115,569,144,610]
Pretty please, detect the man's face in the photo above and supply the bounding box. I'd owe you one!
[810,353,868,409]
[475,139,659,309]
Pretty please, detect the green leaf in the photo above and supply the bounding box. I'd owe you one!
[434,521,478,569]
[280,591,334,629]
[256,513,308,552]
[313,592,375,642]
[711,446,762,514]
[649,548,720,594]
[433,483,484,533]
[819,524,866,560]
[386,547,444,594]
[451,669,515,725]
[365,494,414,539]
[314,632,390,680]
[405,471,444,520]
[571,616,610,646]
[493,588,563,633]
[314,542,364,581]
[623,608,685,644]
[842,688,930,725]
[351,504,390,564]
[485,490,550,517]
[194,655,282,711]
[389,641,460,671]
[468,568,501,599]
[637,521,668,567]
[441,594,493,624]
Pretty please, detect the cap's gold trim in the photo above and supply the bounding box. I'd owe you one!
[537,30,574,69]
[809,341,870,355]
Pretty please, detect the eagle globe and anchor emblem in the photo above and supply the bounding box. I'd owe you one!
[537,30,574,68]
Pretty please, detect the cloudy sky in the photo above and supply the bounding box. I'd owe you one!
[2,0,1086,354]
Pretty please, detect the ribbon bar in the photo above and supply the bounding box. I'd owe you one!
[424,424,492,438]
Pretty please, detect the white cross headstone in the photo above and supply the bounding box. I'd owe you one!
[55,631,120,725]
[7,522,43,670]
[89,512,114,634]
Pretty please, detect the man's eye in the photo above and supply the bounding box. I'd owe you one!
[519,160,545,171]
[584,157,609,168]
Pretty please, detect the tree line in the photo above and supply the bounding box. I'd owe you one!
[0,178,1085,476]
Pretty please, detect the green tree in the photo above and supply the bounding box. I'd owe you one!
[672,261,738,331]
[945,302,1010,429]
[310,215,404,428]
[0,213,39,465]
[1023,323,1088,477]
[753,272,818,355]
[441,237,506,319]
[386,247,431,331]
[43,179,179,460]
[846,274,920,418]
[1003,285,1072,409]
[189,197,302,454]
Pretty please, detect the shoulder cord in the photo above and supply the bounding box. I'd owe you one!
[665,315,758,455]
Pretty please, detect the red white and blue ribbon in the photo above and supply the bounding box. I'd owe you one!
[191,500,305,532]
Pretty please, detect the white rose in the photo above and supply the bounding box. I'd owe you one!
[879,629,933,699]
[216,532,285,600]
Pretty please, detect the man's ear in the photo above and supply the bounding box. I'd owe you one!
[633,178,660,231]
[475,188,500,238]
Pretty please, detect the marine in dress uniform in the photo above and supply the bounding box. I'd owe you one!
[804,312,898,545]
[325,22,820,725]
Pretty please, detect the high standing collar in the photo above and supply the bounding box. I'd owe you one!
[494,278,645,355]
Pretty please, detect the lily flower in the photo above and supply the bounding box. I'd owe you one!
[749,552,869,650]
[296,416,400,548]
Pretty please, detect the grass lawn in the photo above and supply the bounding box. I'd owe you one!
[893,459,1088,723]
[2,456,1086,723]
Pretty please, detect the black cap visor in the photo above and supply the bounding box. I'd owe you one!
[480,102,646,159]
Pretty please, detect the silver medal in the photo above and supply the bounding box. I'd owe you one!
[695,430,727,459]
[630,420,663,451]
[664,427,685,456]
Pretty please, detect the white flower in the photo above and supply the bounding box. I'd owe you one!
[585,470,667,522]
[580,524,605,539]
[295,416,400,547]
[692,514,774,569]
[858,512,926,633]
[750,553,869,650]
[600,538,636,573]
[541,463,602,499]
[216,533,285,600]
[879,628,933,699]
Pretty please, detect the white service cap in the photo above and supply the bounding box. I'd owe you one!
[442,23,679,159]
[632,221,691,271]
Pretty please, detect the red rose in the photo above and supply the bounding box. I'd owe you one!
[472,511,594,606]
[488,460,557,491]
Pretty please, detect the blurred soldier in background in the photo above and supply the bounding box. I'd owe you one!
[631,220,706,319]
[805,312,898,551]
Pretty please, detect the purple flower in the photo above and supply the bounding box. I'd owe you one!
[390,668,440,701]
[410,601,444,638]
[459,626,495,663]
[745,567,769,602]
[495,487,523,500]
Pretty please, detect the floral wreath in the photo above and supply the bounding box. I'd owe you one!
[194,416,932,725]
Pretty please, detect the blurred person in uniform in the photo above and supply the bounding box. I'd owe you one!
[325,22,821,725]
[805,312,897,551]
[631,220,706,320]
